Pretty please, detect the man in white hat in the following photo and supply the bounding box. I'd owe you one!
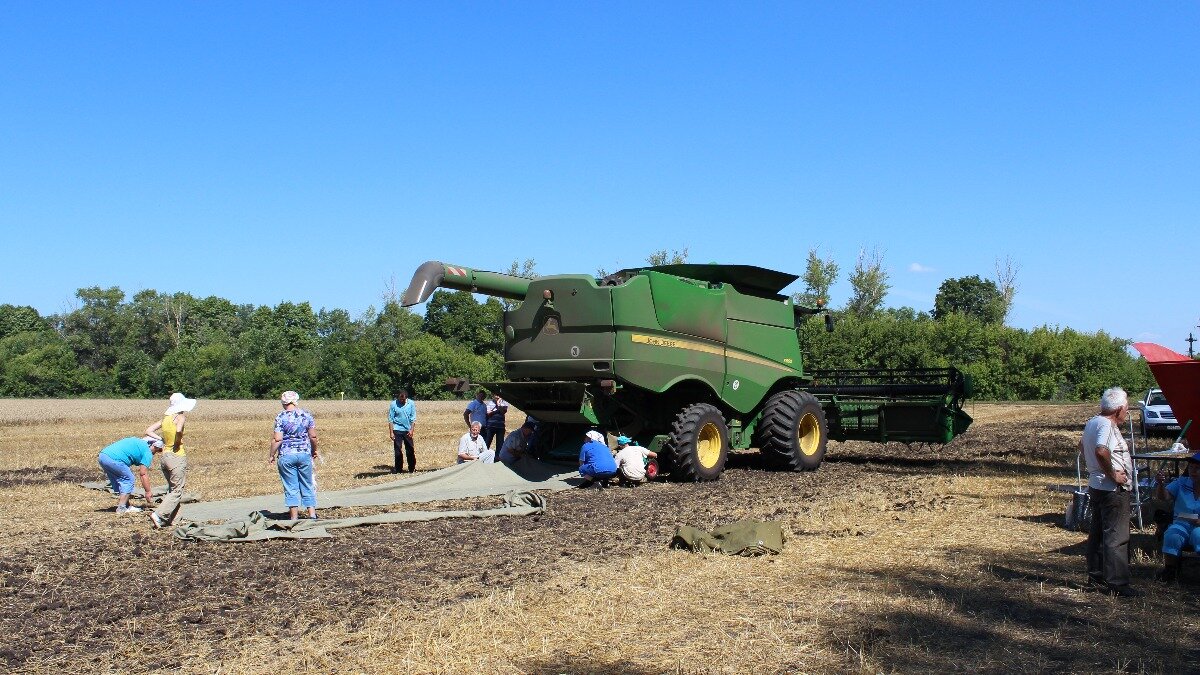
[144,392,197,528]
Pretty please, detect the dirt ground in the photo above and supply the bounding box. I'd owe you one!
[0,400,1197,673]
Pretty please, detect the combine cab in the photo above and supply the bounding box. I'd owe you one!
[403,260,973,480]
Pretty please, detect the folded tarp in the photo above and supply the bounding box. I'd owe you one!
[79,481,201,504]
[670,520,786,556]
[179,456,580,523]
[173,491,547,542]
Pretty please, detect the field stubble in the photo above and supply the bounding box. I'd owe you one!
[0,399,1197,673]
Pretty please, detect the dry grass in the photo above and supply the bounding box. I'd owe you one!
[1,401,1197,674]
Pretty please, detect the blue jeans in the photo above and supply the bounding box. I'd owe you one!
[579,464,617,481]
[1163,520,1200,557]
[277,452,316,508]
[98,453,134,495]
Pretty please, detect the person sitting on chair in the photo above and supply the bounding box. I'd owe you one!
[1154,452,1200,582]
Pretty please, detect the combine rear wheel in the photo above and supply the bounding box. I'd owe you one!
[757,390,827,471]
[666,403,728,481]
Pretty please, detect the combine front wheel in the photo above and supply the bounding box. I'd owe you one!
[757,390,827,471]
[667,403,729,481]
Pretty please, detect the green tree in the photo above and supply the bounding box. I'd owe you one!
[422,291,503,356]
[845,248,890,317]
[0,304,49,339]
[0,330,91,396]
[794,248,839,307]
[646,248,689,266]
[932,275,1006,324]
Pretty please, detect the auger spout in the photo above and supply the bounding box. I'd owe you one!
[400,261,532,307]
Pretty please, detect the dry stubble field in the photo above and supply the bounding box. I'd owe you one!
[1,399,1198,674]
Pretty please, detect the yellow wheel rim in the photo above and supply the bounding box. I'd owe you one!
[696,421,722,468]
[798,412,821,456]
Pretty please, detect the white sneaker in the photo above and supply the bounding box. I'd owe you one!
[117,505,143,514]
[149,512,165,529]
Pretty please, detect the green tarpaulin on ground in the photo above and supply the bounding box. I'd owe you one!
[172,491,548,542]
[179,456,579,523]
[670,520,786,556]
[153,457,580,542]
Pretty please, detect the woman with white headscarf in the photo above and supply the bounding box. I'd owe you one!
[144,392,196,528]
[269,390,320,520]
[578,430,618,488]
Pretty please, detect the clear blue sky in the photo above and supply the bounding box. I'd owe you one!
[2,2,1196,349]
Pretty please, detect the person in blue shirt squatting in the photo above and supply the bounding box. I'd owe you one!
[1153,452,1200,582]
[388,387,417,474]
[96,436,164,514]
[578,430,618,488]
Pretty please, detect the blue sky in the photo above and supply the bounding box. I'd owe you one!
[2,2,1197,350]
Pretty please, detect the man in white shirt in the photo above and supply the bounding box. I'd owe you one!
[1081,386,1139,597]
[457,422,494,464]
[613,435,657,486]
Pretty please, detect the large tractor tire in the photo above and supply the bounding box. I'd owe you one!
[757,390,827,471]
[666,403,729,481]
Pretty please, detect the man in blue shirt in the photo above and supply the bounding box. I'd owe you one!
[579,430,618,488]
[463,389,489,431]
[388,388,417,473]
[97,436,163,514]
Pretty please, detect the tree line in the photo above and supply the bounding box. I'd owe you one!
[0,250,1159,401]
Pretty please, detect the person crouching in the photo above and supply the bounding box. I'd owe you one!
[97,436,163,514]
[457,422,494,464]
[578,430,617,488]
[613,435,657,487]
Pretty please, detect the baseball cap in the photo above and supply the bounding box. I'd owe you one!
[584,430,604,443]
[617,435,632,445]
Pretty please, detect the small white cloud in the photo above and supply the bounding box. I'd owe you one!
[908,262,934,273]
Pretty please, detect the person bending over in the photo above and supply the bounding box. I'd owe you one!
[97,436,163,514]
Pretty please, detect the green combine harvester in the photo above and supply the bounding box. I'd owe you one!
[402,261,972,481]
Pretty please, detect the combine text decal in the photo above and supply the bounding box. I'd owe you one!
[629,334,795,372]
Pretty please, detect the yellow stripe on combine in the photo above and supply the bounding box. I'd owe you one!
[629,334,795,372]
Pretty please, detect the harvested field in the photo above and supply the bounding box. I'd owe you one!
[1,399,1197,673]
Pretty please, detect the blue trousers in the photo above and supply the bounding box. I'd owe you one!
[98,453,135,495]
[277,452,316,508]
[1163,520,1200,557]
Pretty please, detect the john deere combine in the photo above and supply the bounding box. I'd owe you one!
[402,261,972,481]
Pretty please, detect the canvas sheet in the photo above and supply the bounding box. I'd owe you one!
[670,520,786,556]
[172,491,547,542]
[179,456,580,523]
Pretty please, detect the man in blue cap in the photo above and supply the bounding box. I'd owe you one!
[613,435,657,486]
